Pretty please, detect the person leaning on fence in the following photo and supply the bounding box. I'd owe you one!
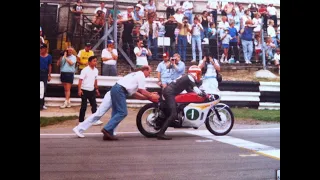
[101,40,118,76]
[76,42,94,74]
[57,47,77,108]
[78,56,100,124]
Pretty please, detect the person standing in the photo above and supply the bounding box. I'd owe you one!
[78,56,100,123]
[40,44,52,110]
[57,47,77,108]
[101,40,118,76]
[76,42,94,74]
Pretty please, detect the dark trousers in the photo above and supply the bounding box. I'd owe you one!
[79,89,97,122]
[158,87,177,135]
[122,35,134,59]
[166,7,175,19]
[209,39,218,59]
[165,38,176,57]
[40,71,48,109]
[269,15,277,27]
[228,42,240,62]
[102,64,117,76]
[262,15,268,31]
[210,10,218,27]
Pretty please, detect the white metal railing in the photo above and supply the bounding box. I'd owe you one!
[46,74,279,109]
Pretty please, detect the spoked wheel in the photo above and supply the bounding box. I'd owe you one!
[205,104,234,136]
[136,103,162,138]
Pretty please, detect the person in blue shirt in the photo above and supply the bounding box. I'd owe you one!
[240,20,256,64]
[228,21,240,63]
[156,52,175,89]
[171,53,185,79]
[40,44,52,110]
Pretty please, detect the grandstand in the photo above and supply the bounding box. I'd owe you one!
[40,0,280,75]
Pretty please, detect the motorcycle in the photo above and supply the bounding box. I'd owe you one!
[136,90,234,137]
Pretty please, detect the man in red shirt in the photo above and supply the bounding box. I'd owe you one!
[258,4,268,31]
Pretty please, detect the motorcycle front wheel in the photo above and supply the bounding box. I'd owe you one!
[136,103,162,138]
[205,104,234,136]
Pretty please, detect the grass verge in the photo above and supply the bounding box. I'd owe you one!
[40,116,78,127]
[231,108,280,122]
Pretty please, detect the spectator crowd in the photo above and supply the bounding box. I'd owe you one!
[40,0,280,110]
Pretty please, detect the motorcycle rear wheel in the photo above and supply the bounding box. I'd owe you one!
[136,103,161,138]
[205,104,234,136]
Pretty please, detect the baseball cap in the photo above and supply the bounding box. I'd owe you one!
[163,52,169,58]
[107,40,114,45]
[85,42,91,46]
[136,4,143,9]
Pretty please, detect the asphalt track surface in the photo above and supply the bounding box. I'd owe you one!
[40,128,280,180]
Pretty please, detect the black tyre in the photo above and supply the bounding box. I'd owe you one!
[205,104,234,136]
[136,103,161,138]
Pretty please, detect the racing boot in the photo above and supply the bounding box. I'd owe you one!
[157,133,172,140]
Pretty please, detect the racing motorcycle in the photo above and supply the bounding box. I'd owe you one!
[136,90,234,137]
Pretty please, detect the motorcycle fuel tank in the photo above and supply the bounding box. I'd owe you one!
[175,92,206,103]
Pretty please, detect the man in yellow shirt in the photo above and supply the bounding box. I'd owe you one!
[77,43,94,74]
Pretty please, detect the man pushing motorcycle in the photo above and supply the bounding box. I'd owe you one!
[157,65,205,140]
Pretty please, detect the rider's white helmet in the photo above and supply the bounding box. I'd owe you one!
[188,65,202,82]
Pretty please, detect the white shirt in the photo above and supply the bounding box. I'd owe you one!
[182,1,193,13]
[274,53,280,61]
[207,0,218,10]
[241,15,251,29]
[134,47,149,66]
[254,39,261,50]
[227,15,240,32]
[267,26,276,38]
[198,58,220,94]
[221,33,232,44]
[79,66,99,91]
[173,13,184,23]
[101,48,118,65]
[198,59,219,77]
[117,71,146,96]
[218,21,230,30]
[191,23,203,36]
[165,0,176,7]
[252,17,262,32]
[235,7,245,17]
[267,6,277,16]
[145,3,156,12]
[94,7,107,15]
[140,21,160,39]
[218,21,229,35]
[120,11,135,21]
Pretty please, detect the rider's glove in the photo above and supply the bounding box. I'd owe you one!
[193,86,203,96]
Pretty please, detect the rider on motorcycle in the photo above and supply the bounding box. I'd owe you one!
[157,65,205,140]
